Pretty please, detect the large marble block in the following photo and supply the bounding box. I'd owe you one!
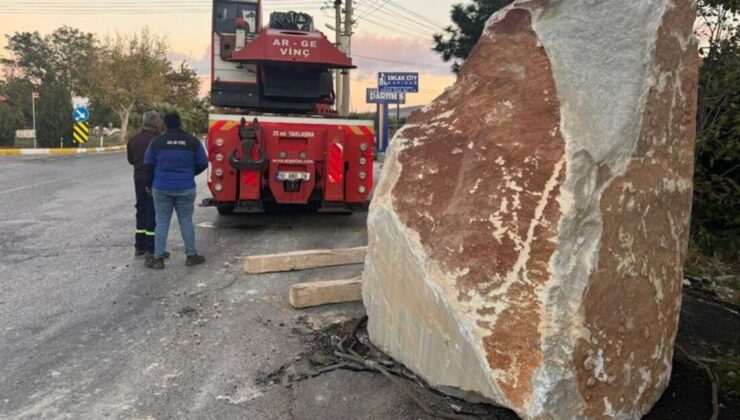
[363,0,698,418]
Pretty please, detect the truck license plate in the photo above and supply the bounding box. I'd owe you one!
[277,171,311,181]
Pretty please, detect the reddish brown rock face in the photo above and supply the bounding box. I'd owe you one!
[392,8,565,407]
[573,2,699,417]
[362,0,698,418]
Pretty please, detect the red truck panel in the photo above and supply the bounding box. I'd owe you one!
[207,115,373,210]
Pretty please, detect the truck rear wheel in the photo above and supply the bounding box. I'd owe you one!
[217,204,235,215]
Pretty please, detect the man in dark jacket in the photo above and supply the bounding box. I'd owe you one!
[127,111,161,257]
[143,112,209,269]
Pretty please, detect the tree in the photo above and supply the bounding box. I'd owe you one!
[188,97,210,135]
[2,26,96,94]
[692,0,740,258]
[89,29,170,144]
[159,62,207,135]
[0,102,20,146]
[36,80,74,148]
[166,62,201,109]
[433,0,513,73]
[87,98,120,129]
[0,77,34,128]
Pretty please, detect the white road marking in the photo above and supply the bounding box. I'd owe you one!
[0,219,37,225]
[0,179,66,195]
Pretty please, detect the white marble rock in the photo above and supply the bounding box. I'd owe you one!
[363,0,699,418]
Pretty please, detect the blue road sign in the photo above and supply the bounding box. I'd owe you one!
[378,72,419,93]
[366,88,406,104]
[73,106,90,123]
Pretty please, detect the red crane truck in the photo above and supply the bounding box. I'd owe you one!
[204,0,374,214]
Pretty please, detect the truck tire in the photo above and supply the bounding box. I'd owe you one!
[217,204,235,215]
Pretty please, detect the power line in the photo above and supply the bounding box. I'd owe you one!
[366,6,440,34]
[356,0,389,20]
[349,0,445,40]
[386,0,446,28]
[355,0,383,17]
[354,0,379,14]
[360,14,431,39]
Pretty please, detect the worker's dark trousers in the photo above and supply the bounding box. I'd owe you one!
[134,179,156,253]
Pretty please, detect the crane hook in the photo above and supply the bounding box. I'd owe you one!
[229,118,266,170]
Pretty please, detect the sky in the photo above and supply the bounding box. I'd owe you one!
[0,0,461,112]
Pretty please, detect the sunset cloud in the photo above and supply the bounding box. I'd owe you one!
[351,33,452,77]
[167,47,211,77]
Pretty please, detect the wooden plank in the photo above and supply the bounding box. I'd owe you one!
[244,246,367,274]
[289,277,363,309]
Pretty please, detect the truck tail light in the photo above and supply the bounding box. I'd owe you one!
[360,142,368,152]
[358,171,367,180]
[214,168,224,178]
[214,183,223,192]
[214,138,225,147]
[359,186,367,194]
[215,153,224,162]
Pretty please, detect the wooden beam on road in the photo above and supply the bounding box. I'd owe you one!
[243,246,367,274]
[289,277,363,309]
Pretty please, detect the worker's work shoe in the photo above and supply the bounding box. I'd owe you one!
[146,251,170,259]
[145,257,165,269]
[186,255,206,266]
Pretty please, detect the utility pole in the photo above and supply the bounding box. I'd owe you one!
[341,0,353,116]
[31,92,37,148]
[334,0,343,114]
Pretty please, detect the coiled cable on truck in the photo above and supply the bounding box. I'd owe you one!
[268,11,314,31]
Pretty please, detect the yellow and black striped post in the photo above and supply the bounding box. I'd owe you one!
[73,122,89,144]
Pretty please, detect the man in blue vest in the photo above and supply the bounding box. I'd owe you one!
[143,112,209,269]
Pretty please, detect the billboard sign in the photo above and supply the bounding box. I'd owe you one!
[366,88,406,104]
[378,72,419,93]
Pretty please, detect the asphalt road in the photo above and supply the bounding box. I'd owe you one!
[0,152,428,419]
[1,153,736,420]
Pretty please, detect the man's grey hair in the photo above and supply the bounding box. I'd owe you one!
[143,111,160,129]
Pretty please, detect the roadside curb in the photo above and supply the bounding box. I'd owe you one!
[0,146,125,156]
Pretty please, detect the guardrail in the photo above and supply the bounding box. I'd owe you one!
[0,146,125,156]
